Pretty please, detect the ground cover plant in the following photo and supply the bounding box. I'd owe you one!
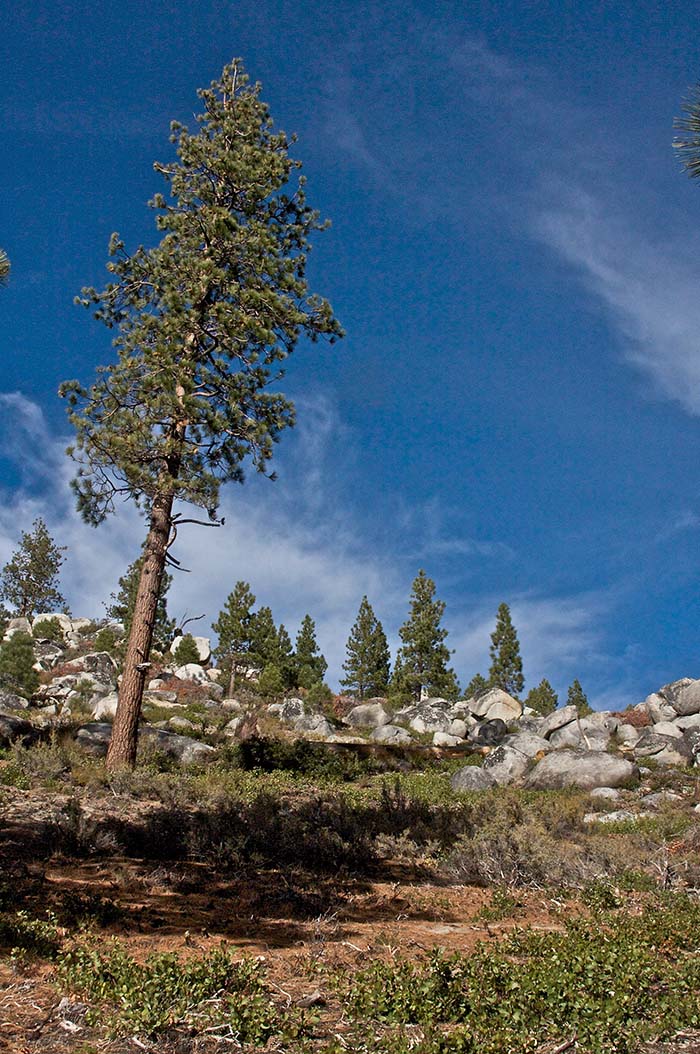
[2,739,700,1052]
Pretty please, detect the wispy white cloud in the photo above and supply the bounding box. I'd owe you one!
[449,590,609,702]
[0,392,610,692]
[534,187,700,415]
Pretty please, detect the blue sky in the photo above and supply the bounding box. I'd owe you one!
[3,0,700,706]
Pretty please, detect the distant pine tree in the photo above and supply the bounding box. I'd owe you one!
[341,596,390,699]
[525,678,558,716]
[0,519,67,619]
[394,570,460,701]
[488,603,524,697]
[567,678,592,716]
[294,615,327,687]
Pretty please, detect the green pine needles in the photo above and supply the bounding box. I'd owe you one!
[60,60,342,525]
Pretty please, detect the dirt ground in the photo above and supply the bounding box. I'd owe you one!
[0,853,568,1053]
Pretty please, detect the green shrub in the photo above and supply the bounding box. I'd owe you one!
[57,941,289,1040]
[344,896,700,1053]
[171,633,201,665]
[0,631,39,697]
[93,626,123,656]
[32,616,65,642]
[306,680,333,708]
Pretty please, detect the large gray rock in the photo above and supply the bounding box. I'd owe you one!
[394,699,452,734]
[641,693,677,724]
[524,750,638,790]
[451,766,496,792]
[469,688,522,723]
[549,716,611,752]
[172,635,211,665]
[482,743,533,785]
[633,730,693,767]
[75,722,112,755]
[682,727,700,763]
[5,617,32,638]
[32,640,65,669]
[0,710,38,745]
[92,693,119,719]
[370,724,412,745]
[473,718,508,746]
[673,712,700,731]
[292,712,335,738]
[140,726,216,764]
[501,731,551,759]
[0,689,30,710]
[269,697,305,722]
[540,705,578,738]
[651,721,684,739]
[70,652,119,688]
[662,679,700,718]
[616,723,642,746]
[433,732,463,747]
[173,662,209,685]
[343,701,391,728]
[32,612,72,637]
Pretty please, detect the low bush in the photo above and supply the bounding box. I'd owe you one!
[342,895,700,1053]
[57,941,297,1041]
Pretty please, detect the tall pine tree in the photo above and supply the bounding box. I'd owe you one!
[60,61,341,767]
[393,570,459,701]
[488,603,524,697]
[341,596,390,699]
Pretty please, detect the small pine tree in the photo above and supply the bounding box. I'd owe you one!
[465,673,489,700]
[488,603,524,697]
[212,582,257,695]
[294,615,327,685]
[107,554,175,652]
[172,633,201,665]
[525,678,558,716]
[394,570,460,701]
[0,632,39,698]
[567,679,592,716]
[0,519,67,618]
[341,596,390,699]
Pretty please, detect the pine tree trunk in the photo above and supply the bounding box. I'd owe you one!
[106,492,174,770]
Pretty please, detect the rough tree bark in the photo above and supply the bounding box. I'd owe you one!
[106,492,174,770]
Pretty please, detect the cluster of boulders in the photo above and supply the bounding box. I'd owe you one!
[2,613,700,791]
